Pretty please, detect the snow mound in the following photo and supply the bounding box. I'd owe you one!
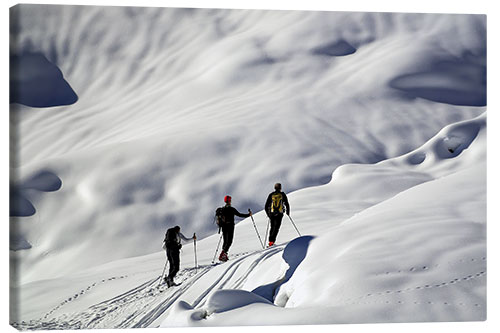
[324,112,485,204]
[271,115,486,323]
[401,112,485,166]
[281,165,485,322]
[162,301,207,327]
[162,290,274,327]
[206,289,273,314]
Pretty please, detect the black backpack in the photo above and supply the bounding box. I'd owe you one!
[215,207,226,226]
[164,228,181,250]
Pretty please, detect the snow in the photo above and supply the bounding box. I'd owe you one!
[7,2,489,332]
[157,114,486,326]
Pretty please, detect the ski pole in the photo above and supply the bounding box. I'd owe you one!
[249,209,265,249]
[158,257,168,287]
[287,214,301,237]
[193,233,198,274]
[264,217,270,246]
[212,233,223,264]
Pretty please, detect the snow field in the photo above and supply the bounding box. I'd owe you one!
[159,113,486,326]
[10,7,485,283]
[9,5,486,329]
[10,112,486,328]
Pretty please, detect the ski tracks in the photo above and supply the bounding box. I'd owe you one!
[14,246,285,330]
[190,246,283,309]
[134,246,284,327]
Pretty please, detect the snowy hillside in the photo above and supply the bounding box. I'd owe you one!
[9,4,486,329]
[11,113,486,329]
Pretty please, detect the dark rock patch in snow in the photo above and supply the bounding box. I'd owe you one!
[10,51,78,108]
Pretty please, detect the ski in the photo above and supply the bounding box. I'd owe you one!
[158,281,182,291]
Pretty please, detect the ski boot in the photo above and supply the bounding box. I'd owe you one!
[165,277,174,287]
[219,251,228,262]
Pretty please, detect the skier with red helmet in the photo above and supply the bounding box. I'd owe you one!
[215,195,252,261]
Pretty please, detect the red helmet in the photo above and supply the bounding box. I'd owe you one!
[224,195,232,203]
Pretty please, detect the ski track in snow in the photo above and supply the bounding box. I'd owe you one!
[12,247,285,330]
[12,249,486,329]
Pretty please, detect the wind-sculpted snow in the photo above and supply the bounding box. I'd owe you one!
[10,4,486,293]
[20,170,63,192]
[11,113,486,328]
[10,52,78,107]
[158,114,486,326]
[10,170,62,250]
[270,166,486,323]
[9,188,35,218]
[389,55,486,106]
[313,40,357,56]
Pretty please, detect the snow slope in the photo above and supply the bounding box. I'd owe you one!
[9,6,485,284]
[160,113,486,327]
[11,112,486,329]
[9,4,486,329]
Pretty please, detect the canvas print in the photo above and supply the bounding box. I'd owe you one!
[9,4,486,329]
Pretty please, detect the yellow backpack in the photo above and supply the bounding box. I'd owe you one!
[271,193,284,214]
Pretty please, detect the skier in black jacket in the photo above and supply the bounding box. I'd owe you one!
[215,195,251,261]
[264,183,290,247]
[163,226,196,287]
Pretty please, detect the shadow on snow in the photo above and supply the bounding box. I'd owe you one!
[252,235,314,303]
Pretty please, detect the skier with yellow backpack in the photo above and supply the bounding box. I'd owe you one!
[264,183,290,247]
